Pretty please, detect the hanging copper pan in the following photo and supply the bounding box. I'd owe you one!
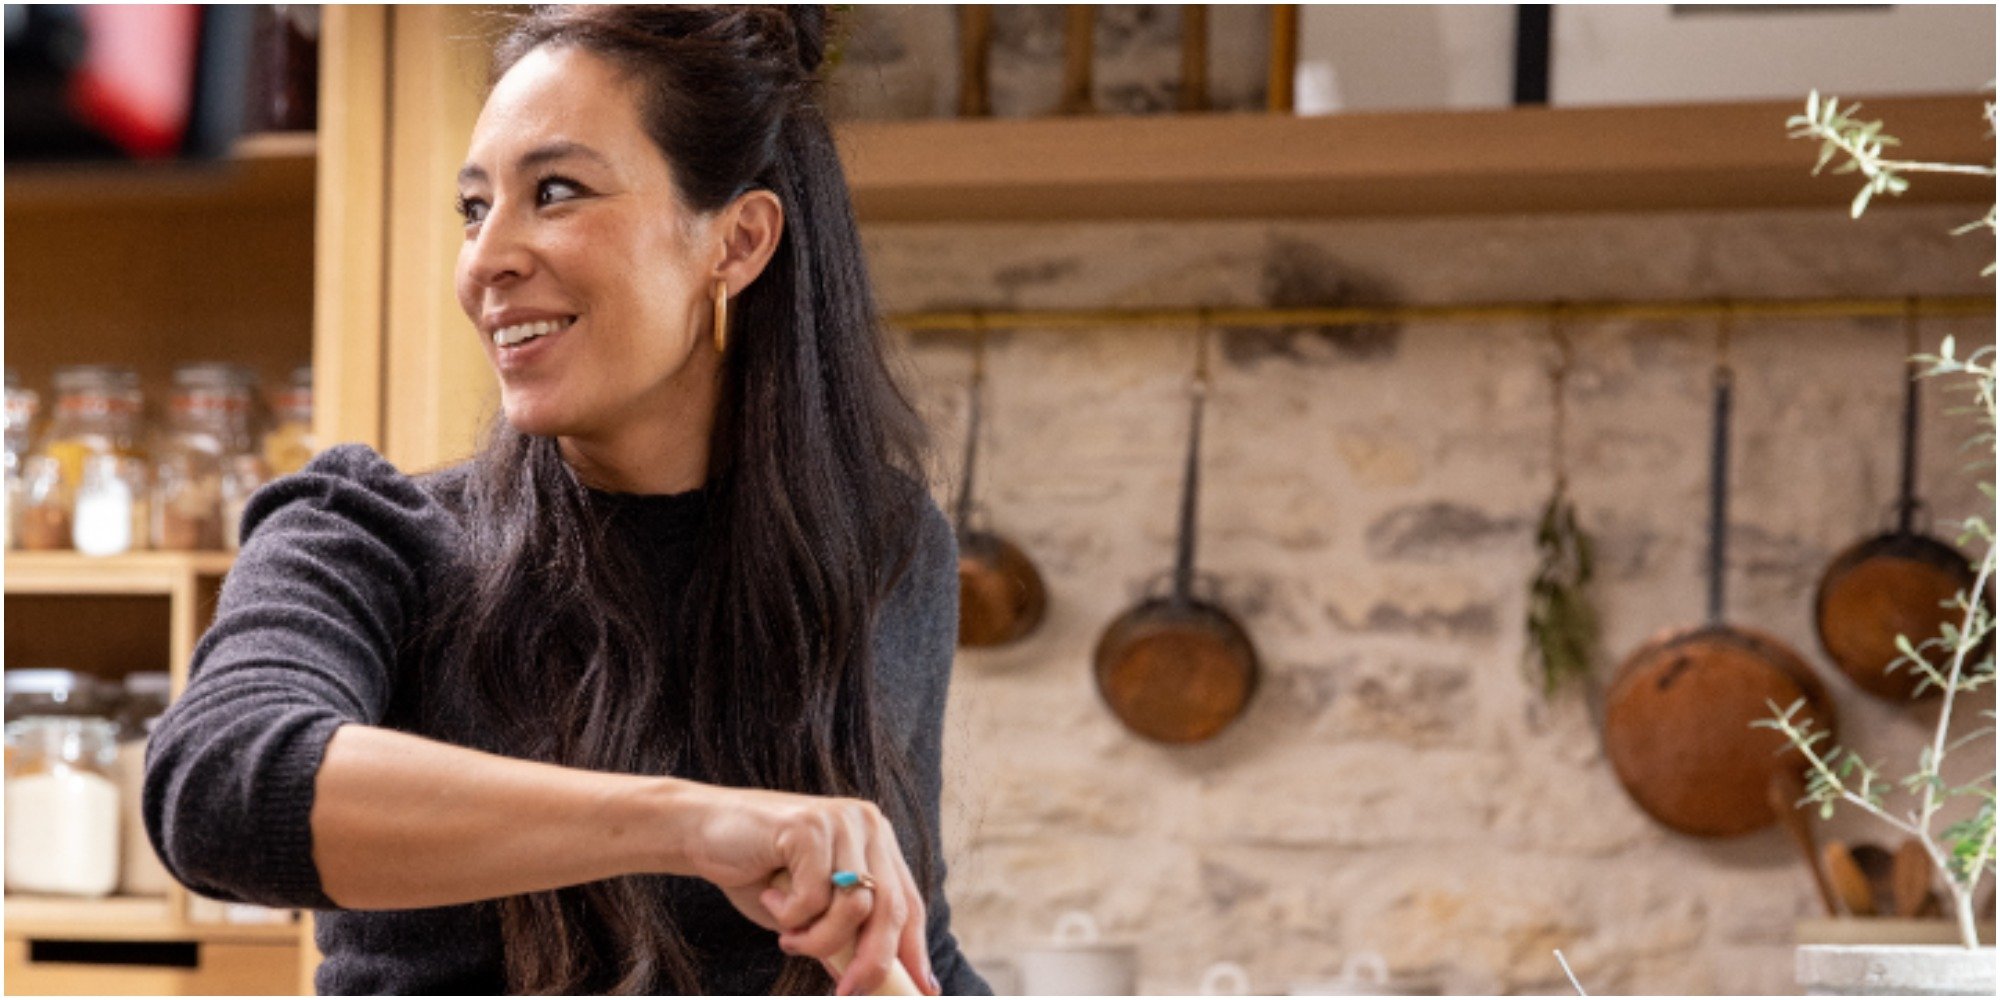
[955,328,1048,648]
[1603,342,1838,838]
[1094,327,1259,744]
[1814,306,1980,701]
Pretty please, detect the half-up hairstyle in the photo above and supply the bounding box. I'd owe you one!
[431,6,935,994]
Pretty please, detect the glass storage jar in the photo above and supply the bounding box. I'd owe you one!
[261,365,314,477]
[72,454,147,557]
[4,669,113,720]
[114,672,174,896]
[5,369,39,550]
[5,717,122,897]
[15,455,72,551]
[5,368,37,471]
[40,365,146,492]
[152,363,261,551]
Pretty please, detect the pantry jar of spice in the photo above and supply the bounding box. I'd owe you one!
[40,365,146,491]
[219,454,268,552]
[261,365,315,477]
[73,454,147,557]
[5,369,40,549]
[16,455,73,551]
[153,363,261,551]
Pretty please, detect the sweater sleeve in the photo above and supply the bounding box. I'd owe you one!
[873,492,992,996]
[143,444,455,909]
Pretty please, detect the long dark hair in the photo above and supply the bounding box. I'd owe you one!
[431,7,934,994]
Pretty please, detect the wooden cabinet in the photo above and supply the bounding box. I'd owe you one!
[2,7,399,995]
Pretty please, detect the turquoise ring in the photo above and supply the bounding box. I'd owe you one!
[831,870,877,892]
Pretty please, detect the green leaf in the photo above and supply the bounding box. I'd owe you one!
[1853,184,1874,218]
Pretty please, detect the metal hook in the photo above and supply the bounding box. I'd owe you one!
[1192,307,1213,392]
[1716,300,1735,378]
[1903,294,1922,359]
[1549,301,1574,380]
[970,311,988,385]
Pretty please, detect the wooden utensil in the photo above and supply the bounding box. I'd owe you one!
[1094,325,1259,744]
[1768,769,1839,916]
[956,6,992,118]
[1179,5,1208,113]
[1892,838,1934,918]
[768,872,923,996]
[1823,842,1877,918]
[954,328,1048,648]
[1267,4,1299,113]
[1602,337,1836,837]
[1814,304,1978,701]
[1851,842,1896,915]
[1059,6,1095,114]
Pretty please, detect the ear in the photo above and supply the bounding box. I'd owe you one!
[710,189,784,297]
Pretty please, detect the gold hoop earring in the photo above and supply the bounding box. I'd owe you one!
[712,279,730,354]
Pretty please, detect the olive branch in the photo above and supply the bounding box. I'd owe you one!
[1756,92,1997,950]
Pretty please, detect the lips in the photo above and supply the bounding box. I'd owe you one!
[491,314,577,348]
[488,313,578,374]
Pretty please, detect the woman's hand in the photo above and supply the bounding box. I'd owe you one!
[679,784,939,996]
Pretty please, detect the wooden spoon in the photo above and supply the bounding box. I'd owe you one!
[1768,770,1839,916]
[1823,842,1876,918]
[1892,838,1934,918]
[1850,843,1895,916]
[768,872,922,996]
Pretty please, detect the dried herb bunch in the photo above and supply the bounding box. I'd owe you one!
[1527,485,1597,698]
[1525,319,1599,700]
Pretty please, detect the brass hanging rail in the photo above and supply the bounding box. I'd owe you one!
[885,295,1995,332]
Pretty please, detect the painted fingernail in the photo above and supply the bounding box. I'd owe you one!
[928,970,942,994]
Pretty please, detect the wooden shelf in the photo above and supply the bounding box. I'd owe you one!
[5,133,316,216]
[5,553,235,597]
[3,895,299,945]
[836,93,1993,222]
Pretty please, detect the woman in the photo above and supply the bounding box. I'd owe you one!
[143,7,988,995]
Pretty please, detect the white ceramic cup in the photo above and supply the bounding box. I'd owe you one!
[1018,911,1137,996]
[1200,961,1253,995]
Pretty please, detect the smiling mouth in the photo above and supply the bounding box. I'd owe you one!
[492,315,578,348]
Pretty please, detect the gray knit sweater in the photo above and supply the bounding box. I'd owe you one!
[142,444,989,995]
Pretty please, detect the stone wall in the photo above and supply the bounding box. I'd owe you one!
[826,7,1995,994]
[865,209,1993,994]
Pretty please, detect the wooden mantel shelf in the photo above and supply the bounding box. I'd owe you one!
[836,93,1992,222]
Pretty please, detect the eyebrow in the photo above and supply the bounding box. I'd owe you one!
[457,140,612,187]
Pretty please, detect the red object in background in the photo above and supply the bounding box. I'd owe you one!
[66,5,202,159]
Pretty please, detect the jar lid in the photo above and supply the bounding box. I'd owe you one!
[6,668,90,696]
[124,672,172,698]
[4,716,120,741]
[172,362,261,391]
[53,365,140,393]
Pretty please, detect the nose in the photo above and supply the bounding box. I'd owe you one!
[462,206,535,289]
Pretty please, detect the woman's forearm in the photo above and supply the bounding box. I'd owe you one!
[311,723,701,909]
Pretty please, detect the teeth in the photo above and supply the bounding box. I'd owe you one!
[493,317,572,347]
